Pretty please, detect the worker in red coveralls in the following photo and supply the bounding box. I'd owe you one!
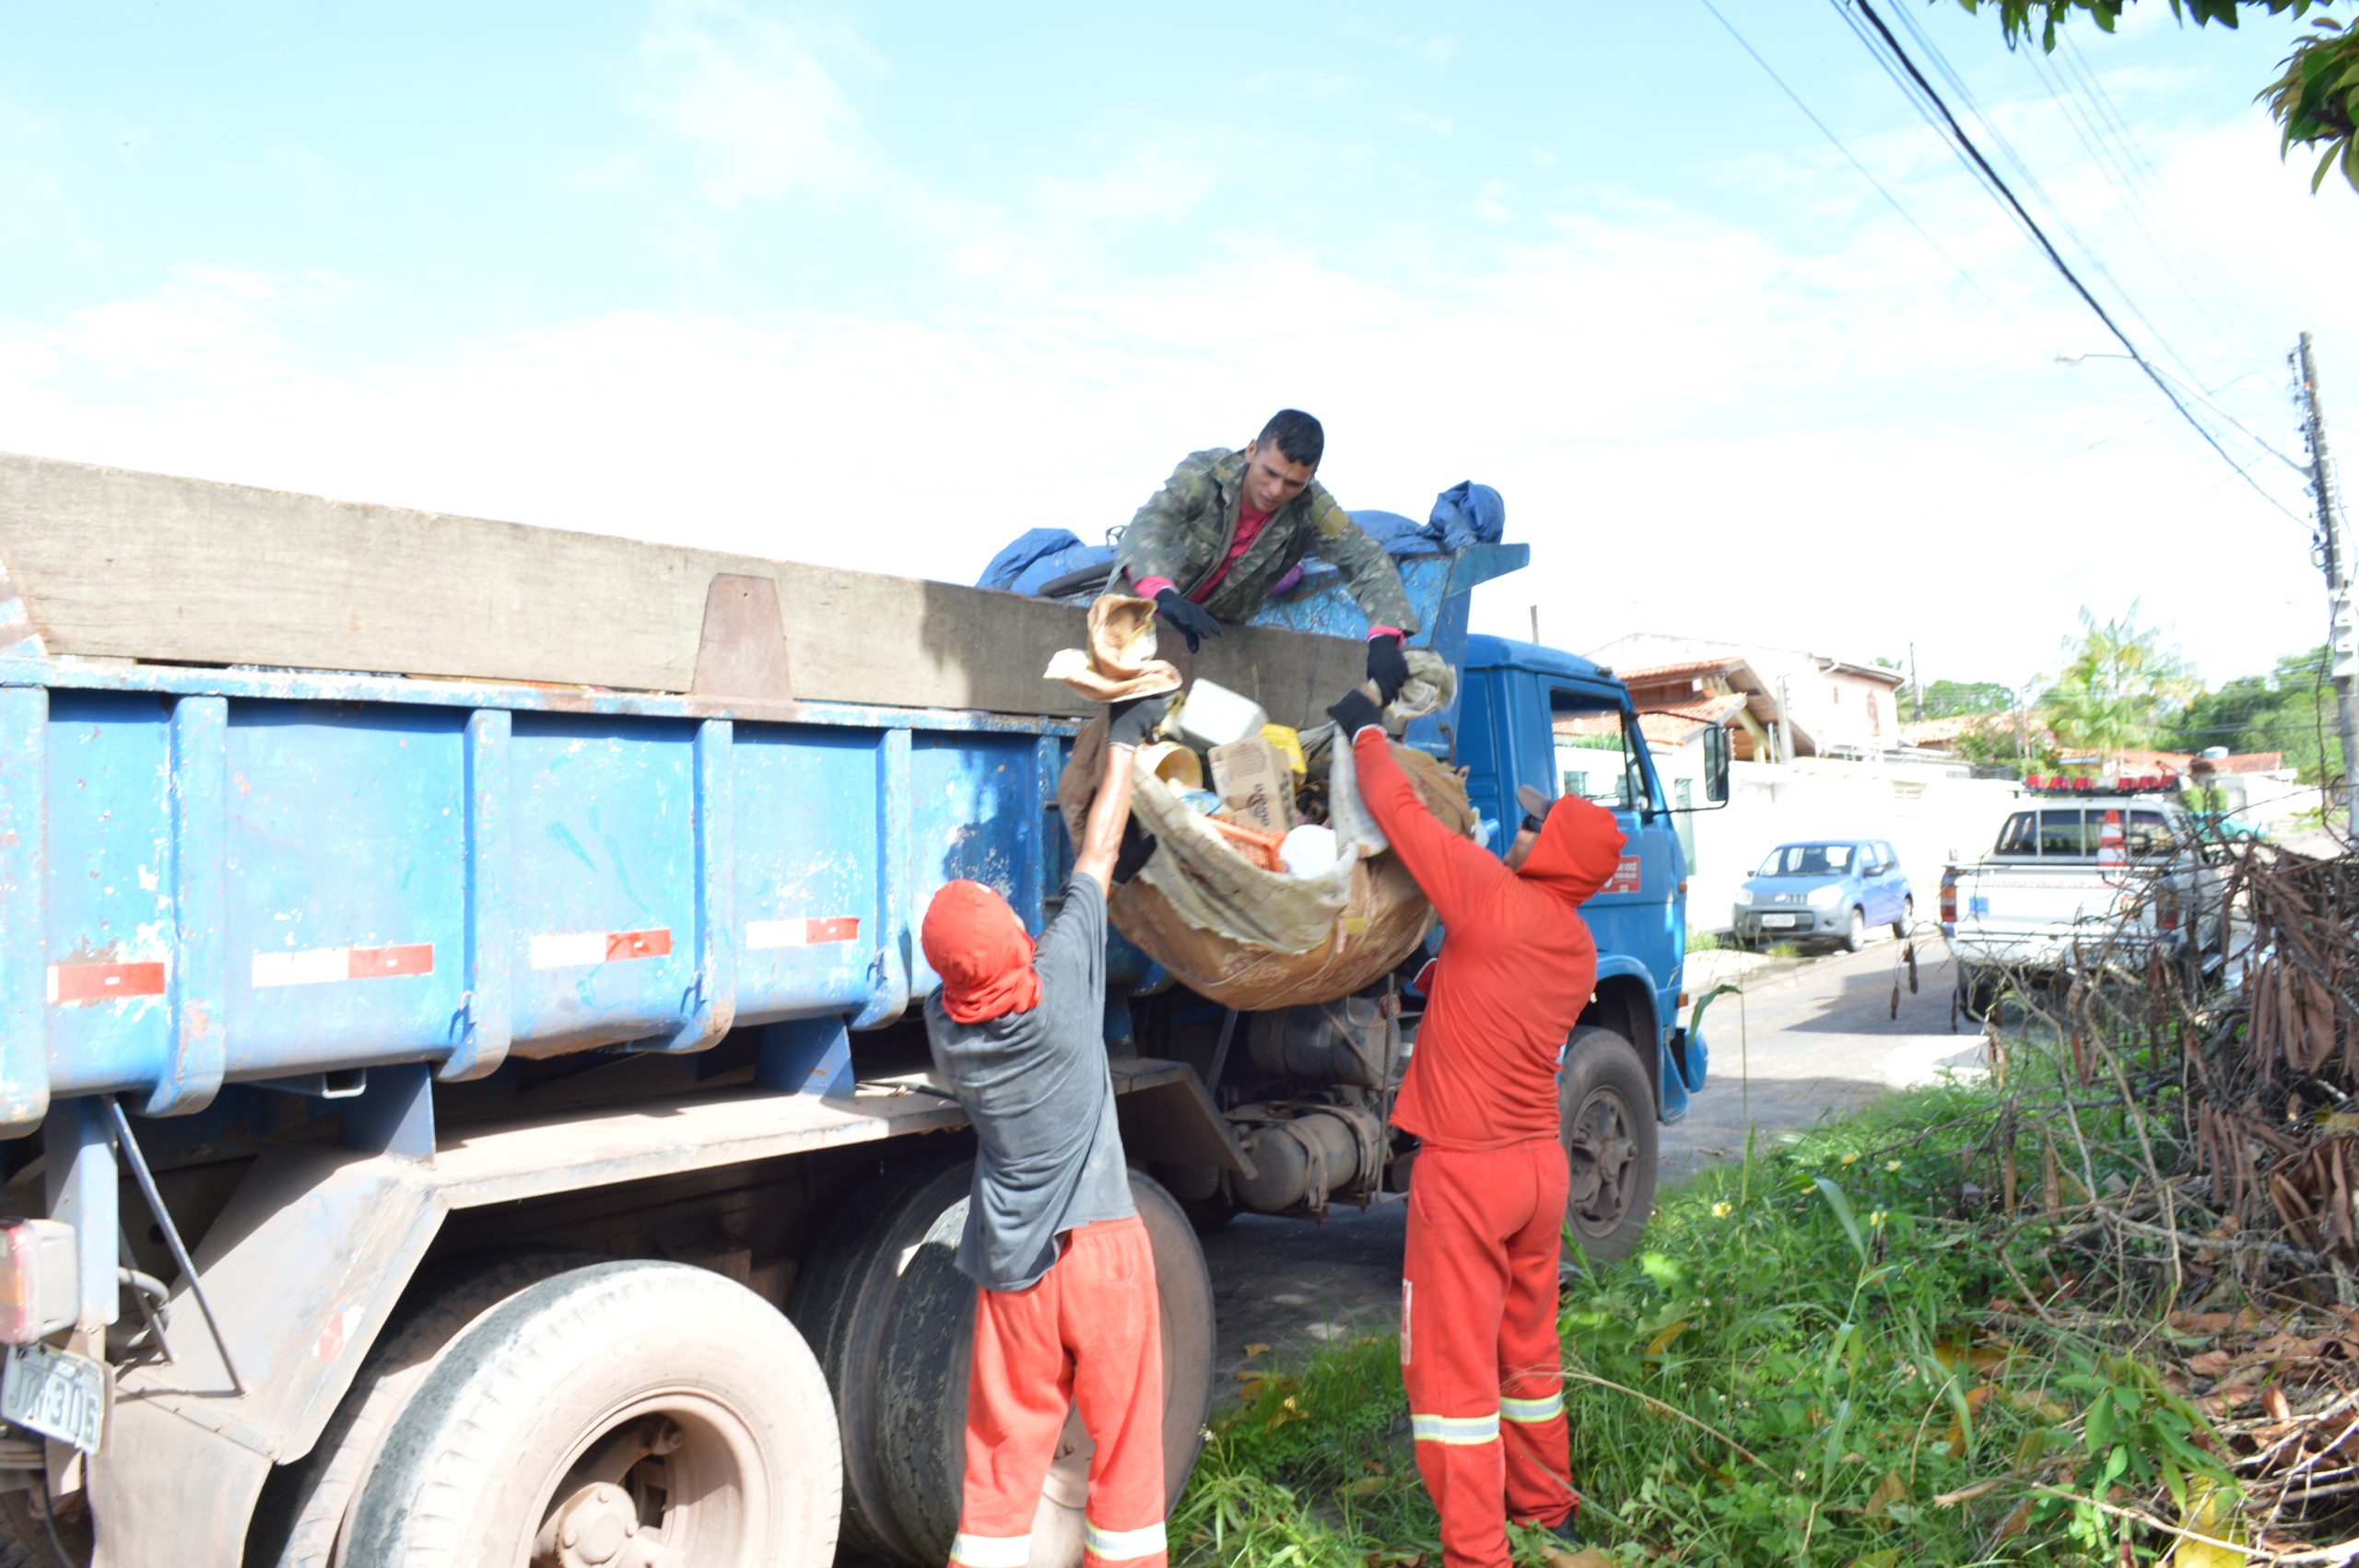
[921,693,1171,1568]
[1327,684,1627,1568]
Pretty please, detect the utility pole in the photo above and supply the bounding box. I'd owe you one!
[1529,603,1540,646]
[1908,640,1921,720]
[2298,332,2359,833]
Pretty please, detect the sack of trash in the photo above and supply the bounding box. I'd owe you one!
[1056,656,1474,1012]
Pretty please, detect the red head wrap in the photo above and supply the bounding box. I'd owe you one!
[921,880,1043,1024]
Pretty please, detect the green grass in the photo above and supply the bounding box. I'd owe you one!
[1175,1074,2231,1567]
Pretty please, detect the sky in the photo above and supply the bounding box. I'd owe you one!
[5,1,2355,696]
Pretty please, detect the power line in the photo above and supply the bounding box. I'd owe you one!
[1842,0,2315,532]
[2056,29,2280,355]
[1839,0,2212,396]
[2022,41,2257,366]
[1694,0,2048,360]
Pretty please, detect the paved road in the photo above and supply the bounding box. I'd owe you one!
[1198,938,1987,1391]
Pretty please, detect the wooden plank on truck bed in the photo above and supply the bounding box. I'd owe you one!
[0,452,1368,723]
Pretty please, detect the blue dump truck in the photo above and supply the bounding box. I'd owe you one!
[0,454,1722,1567]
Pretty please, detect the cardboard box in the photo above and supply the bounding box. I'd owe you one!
[1209,737,1295,836]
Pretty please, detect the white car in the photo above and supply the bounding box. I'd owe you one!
[1942,781,2228,1017]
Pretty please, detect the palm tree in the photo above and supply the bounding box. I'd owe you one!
[2036,606,2196,774]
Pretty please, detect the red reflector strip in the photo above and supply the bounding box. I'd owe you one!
[745,916,862,951]
[350,942,435,978]
[606,929,672,961]
[47,961,168,1006]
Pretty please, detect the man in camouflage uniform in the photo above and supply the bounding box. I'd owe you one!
[1115,409,1419,701]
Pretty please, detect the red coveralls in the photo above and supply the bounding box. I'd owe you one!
[1352,731,1626,1568]
[957,1217,1166,1568]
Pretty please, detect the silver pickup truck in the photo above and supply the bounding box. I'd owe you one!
[1942,783,2229,1018]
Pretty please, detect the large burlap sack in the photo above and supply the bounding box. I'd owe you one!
[1060,715,1475,1012]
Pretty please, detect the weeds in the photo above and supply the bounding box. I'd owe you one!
[1176,1071,2236,1565]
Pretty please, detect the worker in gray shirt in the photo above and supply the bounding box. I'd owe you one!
[920,693,1170,1568]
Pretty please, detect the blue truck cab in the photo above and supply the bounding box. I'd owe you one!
[0,455,1719,1568]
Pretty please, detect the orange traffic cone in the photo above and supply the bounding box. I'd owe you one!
[2097,808,2125,867]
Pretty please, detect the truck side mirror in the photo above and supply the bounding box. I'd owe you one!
[1701,724,1731,804]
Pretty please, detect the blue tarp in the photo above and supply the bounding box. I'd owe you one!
[975,529,1115,595]
[1428,481,1505,550]
[975,482,1506,596]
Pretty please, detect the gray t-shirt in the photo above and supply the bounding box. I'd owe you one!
[922,876,1136,1291]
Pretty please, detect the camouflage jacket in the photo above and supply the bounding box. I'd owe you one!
[1112,448,1419,635]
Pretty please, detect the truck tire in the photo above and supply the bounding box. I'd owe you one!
[1956,964,2001,1024]
[1842,907,1868,953]
[339,1259,839,1568]
[0,1488,88,1568]
[797,1162,1213,1567]
[1560,1025,1658,1265]
[244,1248,588,1568]
[788,1156,980,1563]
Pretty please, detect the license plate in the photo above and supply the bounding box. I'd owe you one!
[2,1341,106,1454]
[1760,914,1797,929]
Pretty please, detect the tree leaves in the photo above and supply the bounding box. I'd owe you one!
[1959,1,2359,196]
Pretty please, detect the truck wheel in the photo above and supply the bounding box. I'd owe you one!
[0,1489,88,1567]
[1892,896,1914,941]
[1560,1026,1658,1264]
[856,1170,1213,1568]
[1842,907,1867,953]
[340,1260,839,1568]
[789,1157,980,1563]
[244,1247,588,1568]
[1956,964,2001,1023]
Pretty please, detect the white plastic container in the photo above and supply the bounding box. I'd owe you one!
[1279,824,1340,878]
[1172,678,1269,751]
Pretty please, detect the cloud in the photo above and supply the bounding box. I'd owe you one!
[2,32,2352,694]
[1393,109,1454,140]
[622,0,882,208]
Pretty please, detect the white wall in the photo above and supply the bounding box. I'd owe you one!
[1670,755,2025,931]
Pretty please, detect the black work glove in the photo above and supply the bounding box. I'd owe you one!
[1327,687,1385,740]
[1113,820,1158,884]
[1151,589,1224,655]
[1366,633,1411,706]
[1107,692,1172,747]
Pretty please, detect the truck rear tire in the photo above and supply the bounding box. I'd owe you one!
[794,1161,1214,1567]
[244,1247,588,1568]
[873,1171,1214,1568]
[339,1259,839,1568]
[1957,964,2001,1024]
[1560,1025,1658,1264]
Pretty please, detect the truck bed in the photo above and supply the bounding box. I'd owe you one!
[0,453,1524,1133]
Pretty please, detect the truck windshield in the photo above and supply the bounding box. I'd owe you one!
[1550,697,1647,813]
[1757,844,1852,876]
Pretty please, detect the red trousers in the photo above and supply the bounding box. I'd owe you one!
[1402,1140,1576,1568]
[952,1215,1168,1568]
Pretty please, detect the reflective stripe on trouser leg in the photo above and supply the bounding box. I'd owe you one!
[1411,1411,1503,1446]
[1499,1391,1564,1423]
[1084,1519,1168,1562]
[1408,1141,1567,1568]
[950,1534,1036,1568]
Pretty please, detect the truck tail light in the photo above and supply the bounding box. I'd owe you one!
[1939,873,1957,925]
[2156,892,2181,933]
[0,1219,79,1345]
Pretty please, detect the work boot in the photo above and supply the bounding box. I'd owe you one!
[1532,1510,1582,1550]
